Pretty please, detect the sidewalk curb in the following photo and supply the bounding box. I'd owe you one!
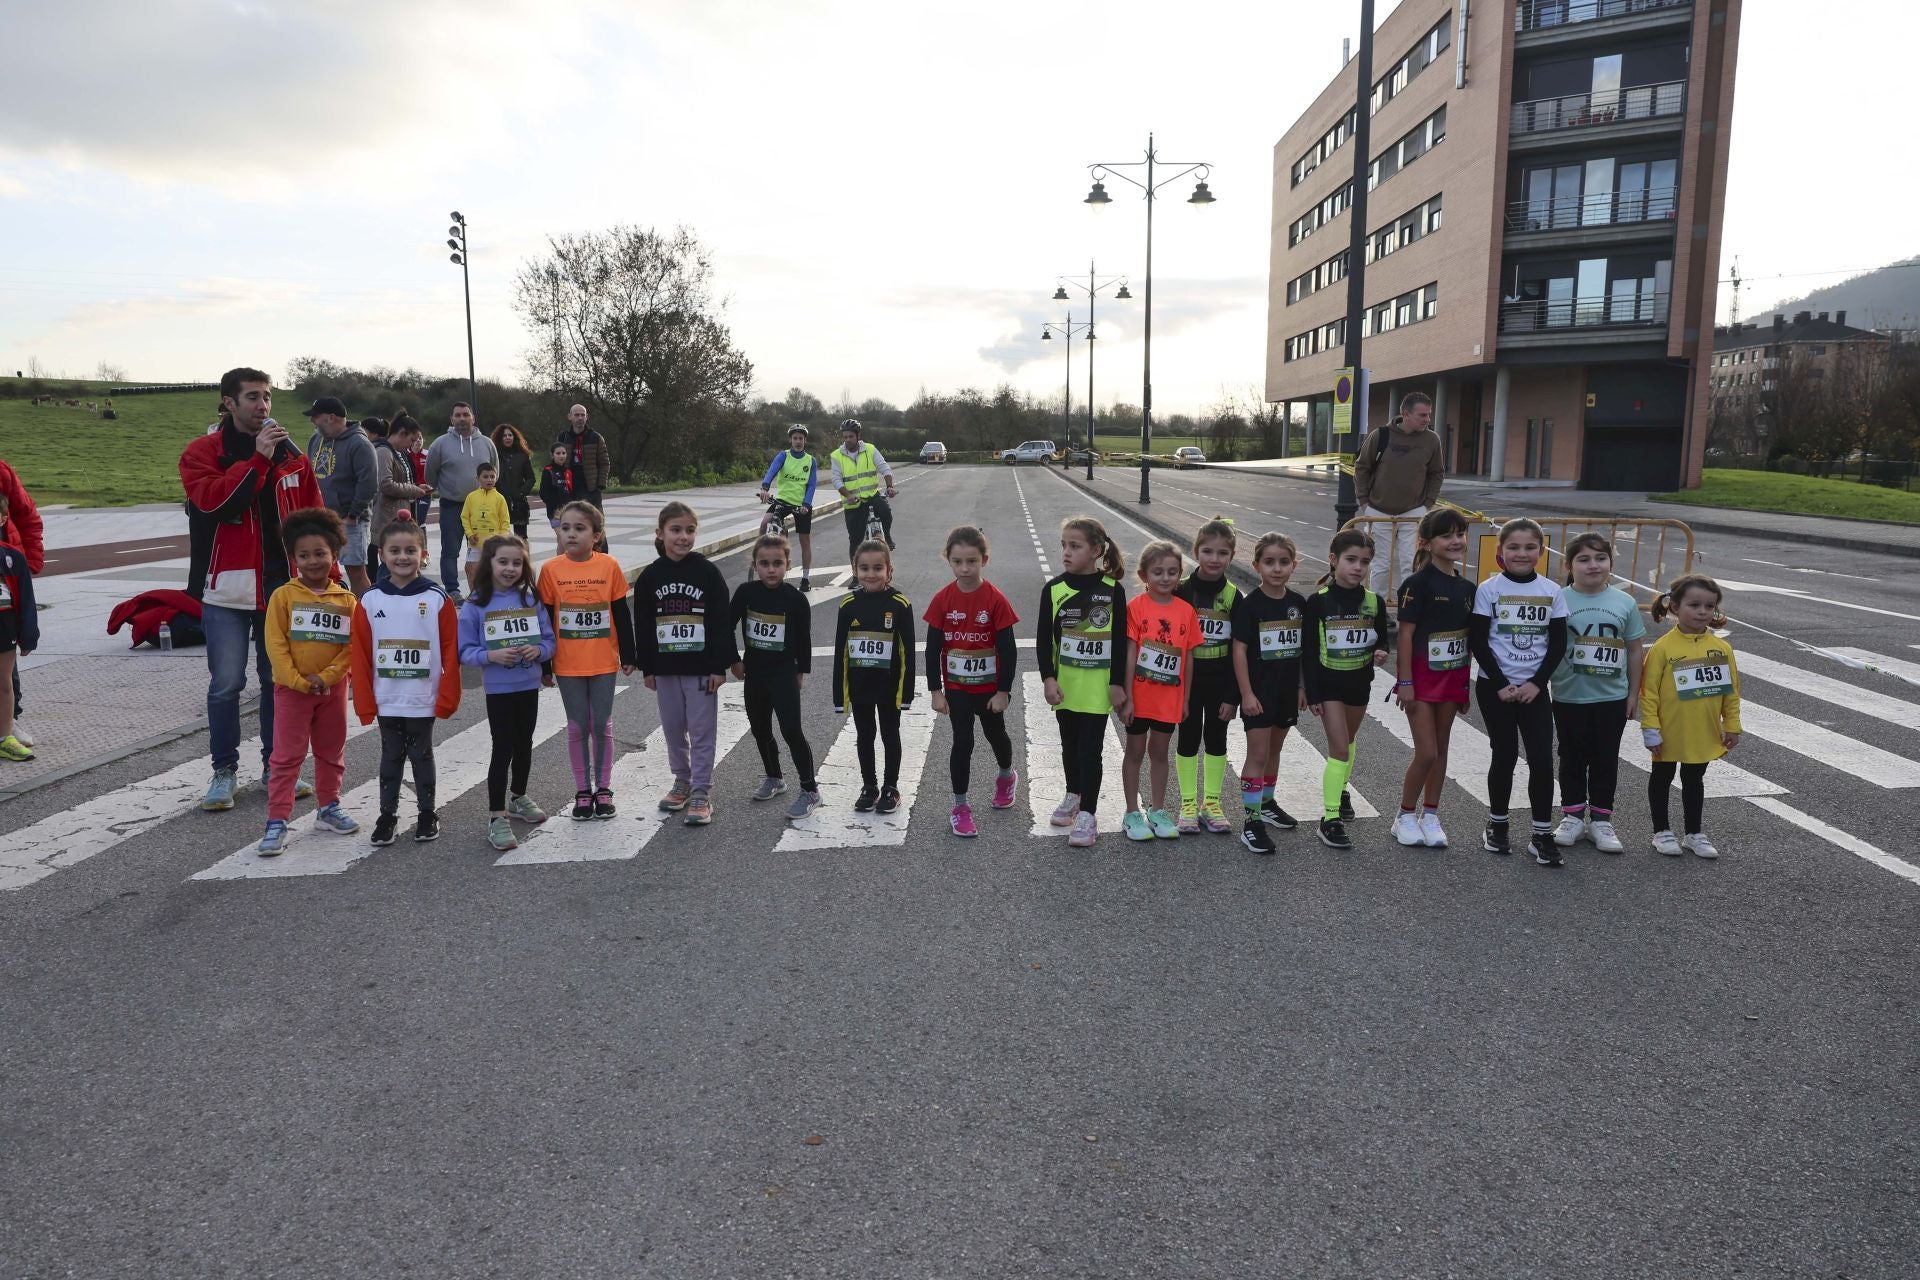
[1642,500,1920,560]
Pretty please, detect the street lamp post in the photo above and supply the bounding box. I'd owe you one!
[1334,1,1375,529]
[1085,135,1214,504]
[1041,312,1093,468]
[1053,263,1132,480]
[445,212,478,419]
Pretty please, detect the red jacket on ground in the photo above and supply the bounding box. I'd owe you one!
[0,459,44,574]
[180,422,325,612]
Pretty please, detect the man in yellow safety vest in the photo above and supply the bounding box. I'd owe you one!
[829,419,896,558]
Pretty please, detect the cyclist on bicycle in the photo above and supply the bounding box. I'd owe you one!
[758,424,819,591]
[830,419,896,560]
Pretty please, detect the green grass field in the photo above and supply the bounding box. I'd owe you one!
[1089,433,1208,455]
[1653,468,1920,525]
[0,384,226,505]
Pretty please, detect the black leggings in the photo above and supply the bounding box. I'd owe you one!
[945,686,1013,794]
[1552,698,1628,812]
[1476,679,1555,824]
[746,670,816,790]
[1177,682,1232,756]
[485,689,539,811]
[1648,760,1707,834]
[1057,708,1108,814]
[851,699,902,789]
[378,715,436,817]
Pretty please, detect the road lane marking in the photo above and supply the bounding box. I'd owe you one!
[1746,796,1920,888]
[1715,579,1920,625]
[1734,650,1920,733]
[777,701,938,850]
[1828,647,1920,685]
[1733,699,1920,788]
[1020,672,1126,836]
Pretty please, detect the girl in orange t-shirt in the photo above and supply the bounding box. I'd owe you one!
[1120,540,1201,842]
[536,500,637,821]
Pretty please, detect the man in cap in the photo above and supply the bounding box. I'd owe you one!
[303,395,377,594]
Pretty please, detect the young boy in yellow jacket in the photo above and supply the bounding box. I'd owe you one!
[461,462,511,593]
[259,508,360,854]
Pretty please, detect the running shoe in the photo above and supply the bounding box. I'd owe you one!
[1067,812,1099,848]
[592,788,616,820]
[10,721,31,748]
[1049,794,1081,827]
[1589,819,1624,854]
[1650,830,1683,857]
[1530,831,1564,867]
[1392,813,1424,847]
[507,795,547,824]
[257,820,289,855]
[1148,808,1180,839]
[0,733,33,762]
[1122,811,1153,842]
[371,814,399,847]
[786,790,822,821]
[1318,817,1352,850]
[683,790,712,826]
[1339,790,1355,822]
[990,770,1018,810]
[1418,812,1448,848]
[200,767,238,811]
[950,803,978,838]
[1199,800,1234,834]
[414,813,441,843]
[1241,819,1277,856]
[854,785,879,812]
[313,802,359,835]
[1553,814,1587,847]
[876,787,901,815]
[486,817,518,852]
[799,576,811,593]
[1683,832,1720,860]
[1483,820,1512,856]
[659,782,692,813]
[752,776,788,802]
[570,790,594,821]
[1177,809,1201,834]
[1260,798,1299,831]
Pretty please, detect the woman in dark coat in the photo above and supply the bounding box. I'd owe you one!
[490,423,537,540]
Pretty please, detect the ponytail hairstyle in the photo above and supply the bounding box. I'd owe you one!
[1061,515,1124,579]
[1134,539,1183,583]
[944,524,990,559]
[1318,528,1376,586]
[1192,515,1237,558]
[1251,530,1299,568]
[1651,573,1726,627]
[473,533,535,606]
[1562,531,1614,585]
[1410,507,1470,574]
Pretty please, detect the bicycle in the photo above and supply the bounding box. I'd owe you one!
[759,497,802,541]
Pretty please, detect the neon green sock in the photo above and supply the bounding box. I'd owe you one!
[1322,746,1353,820]
[1202,753,1227,808]
[1174,753,1199,812]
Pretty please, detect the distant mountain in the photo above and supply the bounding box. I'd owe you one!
[1753,256,1920,330]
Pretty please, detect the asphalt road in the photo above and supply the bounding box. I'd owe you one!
[3,463,1916,1278]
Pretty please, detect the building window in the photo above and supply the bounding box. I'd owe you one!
[1358,282,1439,339]
[1369,106,1447,192]
[1369,13,1453,118]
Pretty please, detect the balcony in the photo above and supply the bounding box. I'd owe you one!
[1498,292,1670,349]
[1504,185,1679,249]
[1514,0,1693,47]
[1509,81,1686,149]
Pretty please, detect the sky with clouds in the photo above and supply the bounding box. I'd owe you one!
[0,0,1912,418]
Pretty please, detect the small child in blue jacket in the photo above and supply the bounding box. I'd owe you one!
[458,534,558,851]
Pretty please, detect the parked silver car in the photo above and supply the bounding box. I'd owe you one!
[919,441,948,464]
[1001,439,1057,465]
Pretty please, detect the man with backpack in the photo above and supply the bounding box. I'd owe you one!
[1352,391,1444,597]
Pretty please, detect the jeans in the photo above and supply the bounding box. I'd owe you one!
[204,603,273,773]
[842,495,894,557]
[438,496,466,593]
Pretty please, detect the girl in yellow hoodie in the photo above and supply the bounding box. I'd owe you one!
[1639,574,1741,860]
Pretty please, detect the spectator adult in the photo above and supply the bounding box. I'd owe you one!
[0,458,44,746]
[756,424,819,592]
[180,367,326,810]
[369,414,431,584]
[1352,391,1444,598]
[555,403,612,513]
[424,401,497,601]
[829,418,895,557]
[303,396,377,594]
[490,423,536,540]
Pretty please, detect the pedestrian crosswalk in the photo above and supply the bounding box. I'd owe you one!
[8,645,1920,893]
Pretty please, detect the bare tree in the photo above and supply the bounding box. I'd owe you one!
[93,360,127,382]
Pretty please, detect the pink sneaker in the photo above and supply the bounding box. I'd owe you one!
[950,803,978,837]
[991,770,1018,810]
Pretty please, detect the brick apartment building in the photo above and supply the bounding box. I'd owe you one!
[1265,0,1741,489]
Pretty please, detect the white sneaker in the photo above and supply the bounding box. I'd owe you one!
[1651,830,1683,857]
[1552,813,1587,847]
[1392,813,1424,846]
[1589,819,1624,854]
[1067,812,1098,848]
[1050,793,1081,827]
[10,722,31,748]
[1418,811,1448,848]
[1683,832,1720,860]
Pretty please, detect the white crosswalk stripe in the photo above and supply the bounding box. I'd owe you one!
[1020,672,1125,836]
[1736,698,1920,788]
[1822,647,1920,690]
[778,703,937,850]
[1735,650,1920,734]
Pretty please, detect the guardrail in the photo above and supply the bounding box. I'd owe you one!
[1498,292,1670,334]
[1510,80,1684,135]
[1505,185,1677,232]
[1514,0,1689,33]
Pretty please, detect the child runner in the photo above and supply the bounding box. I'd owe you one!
[1551,532,1646,855]
[1174,518,1241,834]
[730,532,819,820]
[537,500,637,821]
[1391,508,1474,850]
[458,533,557,852]
[352,517,463,846]
[833,539,916,814]
[258,508,360,854]
[1469,518,1570,866]
[924,525,1019,838]
[1037,516,1128,848]
[539,443,578,558]
[1230,532,1308,856]
[1120,540,1201,841]
[1302,530,1391,850]
[0,491,39,763]
[1641,574,1740,859]
[633,500,736,827]
[461,461,511,594]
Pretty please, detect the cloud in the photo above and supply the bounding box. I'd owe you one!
[974,276,1266,374]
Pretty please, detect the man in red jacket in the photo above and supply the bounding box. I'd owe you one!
[0,458,41,746]
[179,367,326,811]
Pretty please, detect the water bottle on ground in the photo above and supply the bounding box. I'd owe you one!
[158,623,173,653]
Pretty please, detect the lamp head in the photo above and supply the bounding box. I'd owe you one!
[448,225,463,238]
[1188,180,1215,206]
[1042,329,1053,341]
[450,252,464,265]
[1115,284,1133,300]
[1084,180,1111,207]
[1053,286,1069,300]
[450,211,465,224]
[447,238,460,251]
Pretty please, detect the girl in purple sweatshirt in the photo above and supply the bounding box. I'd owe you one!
[458,534,558,852]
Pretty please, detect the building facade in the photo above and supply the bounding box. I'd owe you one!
[1709,310,1896,457]
[1265,0,1741,490]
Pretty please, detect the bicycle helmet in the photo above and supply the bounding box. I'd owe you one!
[786,423,809,437]
[839,418,862,434]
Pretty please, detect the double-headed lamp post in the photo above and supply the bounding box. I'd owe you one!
[1085,134,1215,503]
[1040,313,1093,473]
[444,212,477,418]
[1052,263,1131,480]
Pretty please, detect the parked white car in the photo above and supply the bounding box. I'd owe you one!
[1172,446,1207,469]
[1001,439,1057,465]
[919,441,948,464]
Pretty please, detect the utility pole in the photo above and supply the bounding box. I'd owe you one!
[1334,0,1374,528]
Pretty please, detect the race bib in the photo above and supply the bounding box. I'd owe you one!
[745,610,785,652]
[1426,629,1469,671]
[558,606,611,640]
[289,603,350,645]
[848,629,893,669]
[1494,594,1551,637]
[1325,617,1375,662]
[483,607,539,651]
[1569,633,1624,677]
[1672,657,1733,701]
[1259,621,1301,660]
[1058,626,1110,669]
[945,646,996,683]
[0,578,10,610]
[1195,610,1231,659]
[656,614,704,653]
[376,637,431,680]
[1135,641,1184,686]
